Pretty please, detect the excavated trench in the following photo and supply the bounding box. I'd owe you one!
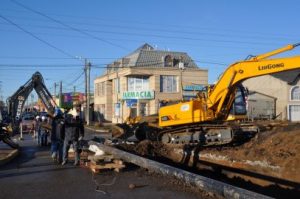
[115,122,300,199]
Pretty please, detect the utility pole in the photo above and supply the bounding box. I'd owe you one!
[54,82,57,101]
[59,81,62,107]
[84,59,91,125]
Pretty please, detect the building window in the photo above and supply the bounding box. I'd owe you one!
[95,104,105,121]
[95,82,105,97]
[164,55,173,67]
[95,83,99,97]
[97,82,105,96]
[113,78,120,93]
[130,103,137,118]
[114,103,120,117]
[160,75,178,93]
[139,103,148,116]
[127,76,149,91]
[291,86,300,100]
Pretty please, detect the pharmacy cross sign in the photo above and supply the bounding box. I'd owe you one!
[121,90,155,100]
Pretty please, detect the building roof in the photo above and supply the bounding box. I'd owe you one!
[248,90,277,100]
[107,43,199,73]
[271,69,300,85]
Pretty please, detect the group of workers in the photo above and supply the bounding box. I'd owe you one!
[35,104,84,166]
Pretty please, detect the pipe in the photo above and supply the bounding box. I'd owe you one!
[88,141,272,199]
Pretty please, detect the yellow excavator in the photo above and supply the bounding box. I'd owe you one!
[119,43,300,146]
[155,43,300,145]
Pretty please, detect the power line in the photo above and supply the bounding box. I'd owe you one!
[0,64,83,67]
[65,70,85,86]
[0,59,227,70]
[0,20,282,47]
[11,0,129,51]
[3,14,298,42]
[0,56,117,60]
[1,24,287,52]
[2,7,299,40]
[193,60,227,66]
[0,14,76,59]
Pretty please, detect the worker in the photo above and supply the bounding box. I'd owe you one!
[35,116,42,145]
[51,108,65,163]
[40,116,49,146]
[62,104,84,166]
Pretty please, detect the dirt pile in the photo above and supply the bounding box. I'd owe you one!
[200,122,300,182]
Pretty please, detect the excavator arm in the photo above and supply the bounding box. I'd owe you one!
[209,43,300,119]
[7,72,56,129]
[160,43,300,127]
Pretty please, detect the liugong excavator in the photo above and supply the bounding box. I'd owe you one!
[131,43,300,146]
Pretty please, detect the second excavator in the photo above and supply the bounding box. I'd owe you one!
[7,71,57,132]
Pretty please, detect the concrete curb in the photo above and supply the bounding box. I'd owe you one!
[0,149,19,166]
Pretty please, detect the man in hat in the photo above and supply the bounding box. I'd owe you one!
[62,104,84,166]
[51,107,65,163]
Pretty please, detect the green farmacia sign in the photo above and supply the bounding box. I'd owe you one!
[122,90,154,100]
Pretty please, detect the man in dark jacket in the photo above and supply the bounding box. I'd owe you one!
[35,116,42,145]
[62,105,84,166]
[51,108,65,163]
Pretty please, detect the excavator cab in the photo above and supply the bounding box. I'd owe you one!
[227,85,248,121]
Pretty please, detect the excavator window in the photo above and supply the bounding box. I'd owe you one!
[230,86,247,116]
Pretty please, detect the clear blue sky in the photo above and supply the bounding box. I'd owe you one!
[0,0,300,102]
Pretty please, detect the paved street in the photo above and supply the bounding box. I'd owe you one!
[0,129,204,199]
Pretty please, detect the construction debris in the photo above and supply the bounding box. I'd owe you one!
[88,158,125,174]
[84,145,126,174]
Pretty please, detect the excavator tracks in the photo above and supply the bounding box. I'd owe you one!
[159,124,235,146]
[138,123,259,146]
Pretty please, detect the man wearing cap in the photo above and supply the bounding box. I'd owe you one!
[51,108,65,163]
[40,116,49,146]
[62,105,84,166]
[35,115,42,145]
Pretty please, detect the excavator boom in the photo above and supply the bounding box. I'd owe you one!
[208,43,300,119]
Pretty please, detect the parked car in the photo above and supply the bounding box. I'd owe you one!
[20,113,36,133]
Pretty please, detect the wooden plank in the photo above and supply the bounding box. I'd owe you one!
[87,154,114,162]
[88,161,125,173]
[90,162,125,169]
[113,159,123,165]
